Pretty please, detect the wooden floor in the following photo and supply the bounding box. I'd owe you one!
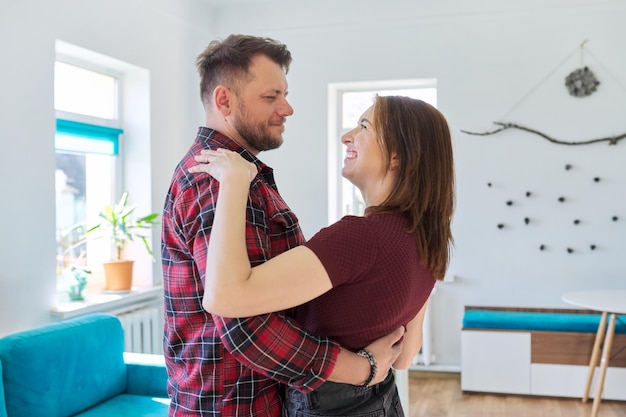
[407,372,626,417]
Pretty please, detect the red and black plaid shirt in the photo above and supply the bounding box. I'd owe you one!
[161,128,339,417]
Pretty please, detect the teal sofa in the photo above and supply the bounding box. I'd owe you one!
[0,313,169,417]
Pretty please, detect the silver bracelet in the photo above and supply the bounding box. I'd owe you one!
[356,349,377,388]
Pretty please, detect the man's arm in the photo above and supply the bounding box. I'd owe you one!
[214,314,337,392]
[330,326,405,386]
[214,315,404,391]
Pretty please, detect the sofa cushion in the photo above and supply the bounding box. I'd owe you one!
[123,352,169,397]
[0,314,127,417]
[73,394,169,417]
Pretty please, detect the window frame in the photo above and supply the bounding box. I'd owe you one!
[54,39,155,290]
[54,55,125,284]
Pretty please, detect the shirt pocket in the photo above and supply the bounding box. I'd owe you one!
[270,208,299,230]
[254,183,305,254]
[268,209,304,247]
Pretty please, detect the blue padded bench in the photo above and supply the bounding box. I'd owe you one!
[463,309,626,334]
[461,307,626,399]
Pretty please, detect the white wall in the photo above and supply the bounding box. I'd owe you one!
[211,0,626,366]
[0,0,209,334]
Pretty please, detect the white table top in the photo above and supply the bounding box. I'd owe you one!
[562,290,626,315]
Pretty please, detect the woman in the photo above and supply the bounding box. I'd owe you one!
[189,95,455,416]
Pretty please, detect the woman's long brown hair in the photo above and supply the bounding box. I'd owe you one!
[366,95,455,280]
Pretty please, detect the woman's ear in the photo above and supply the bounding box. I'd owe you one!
[390,153,400,170]
[214,85,232,116]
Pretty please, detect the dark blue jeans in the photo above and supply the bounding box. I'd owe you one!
[284,371,404,417]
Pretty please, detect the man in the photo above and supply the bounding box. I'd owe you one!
[162,34,404,416]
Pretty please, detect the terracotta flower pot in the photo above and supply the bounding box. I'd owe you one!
[103,260,134,291]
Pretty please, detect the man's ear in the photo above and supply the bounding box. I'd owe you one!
[214,85,233,116]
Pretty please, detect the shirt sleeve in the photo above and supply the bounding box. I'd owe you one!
[214,314,339,392]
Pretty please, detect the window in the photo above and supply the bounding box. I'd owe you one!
[327,79,437,221]
[54,60,123,277]
[54,40,153,290]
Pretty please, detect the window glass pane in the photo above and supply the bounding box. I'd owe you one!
[341,92,376,129]
[341,88,437,129]
[54,61,117,119]
[56,151,114,274]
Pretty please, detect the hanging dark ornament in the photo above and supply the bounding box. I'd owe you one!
[565,66,600,97]
[539,244,546,251]
[590,244,596,251]
[567,247,574,254]
[524,217,530,225]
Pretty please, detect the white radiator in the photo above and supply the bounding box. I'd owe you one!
[117,307,161,354]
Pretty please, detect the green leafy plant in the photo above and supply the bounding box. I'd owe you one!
[67,265,91,301]
[85,192,159,261]
[56,222,89,276]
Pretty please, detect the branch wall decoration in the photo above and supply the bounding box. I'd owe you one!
[462,122,626,146]
[462,40,626,145]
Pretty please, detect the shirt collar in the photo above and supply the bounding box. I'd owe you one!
[195,126,271,174]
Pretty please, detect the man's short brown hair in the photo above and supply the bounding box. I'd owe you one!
[196,34,292,107]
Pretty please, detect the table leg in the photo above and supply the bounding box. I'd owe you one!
[583,311,607,402]
[590,313,617,417]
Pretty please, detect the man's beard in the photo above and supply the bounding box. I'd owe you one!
[232,101,284,152]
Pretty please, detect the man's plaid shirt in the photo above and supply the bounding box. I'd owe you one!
[161,128,339,416]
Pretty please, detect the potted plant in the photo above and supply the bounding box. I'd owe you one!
[85,192,159,291]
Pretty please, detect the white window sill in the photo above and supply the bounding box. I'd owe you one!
[51,285,163,320]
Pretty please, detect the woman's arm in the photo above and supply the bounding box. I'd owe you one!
[189,149,333,318]
[392,299,430,370]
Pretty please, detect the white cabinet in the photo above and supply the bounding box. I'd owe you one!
[461,330,530,394]
[462,329,626,401]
